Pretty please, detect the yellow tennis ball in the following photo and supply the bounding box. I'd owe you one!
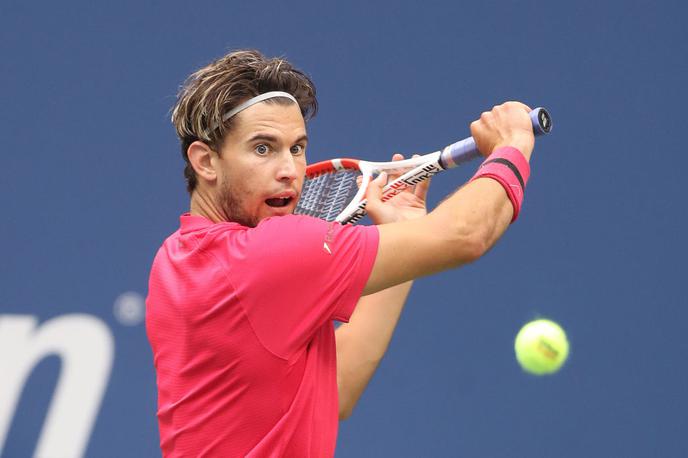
[514,319,569,375]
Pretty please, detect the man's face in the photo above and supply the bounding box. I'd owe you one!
[214,101,308,227]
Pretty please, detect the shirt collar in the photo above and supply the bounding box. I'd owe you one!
[179,213,216,234]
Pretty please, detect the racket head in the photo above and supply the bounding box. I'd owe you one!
[294,158,369,222]
[303,158,360,177]
[295,153,439,223]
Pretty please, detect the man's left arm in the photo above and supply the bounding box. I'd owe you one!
[335,154,429,419]
[335,279,413,419]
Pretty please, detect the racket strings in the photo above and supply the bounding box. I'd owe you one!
[295,170,361,221]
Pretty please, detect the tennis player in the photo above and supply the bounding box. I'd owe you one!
[146,49,536,457]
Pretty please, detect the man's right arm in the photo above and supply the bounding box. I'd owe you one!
[363,101,536,295]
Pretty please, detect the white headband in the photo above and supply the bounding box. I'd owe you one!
[221,91,298,123]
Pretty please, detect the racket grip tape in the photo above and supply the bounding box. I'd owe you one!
[439,107,552,169]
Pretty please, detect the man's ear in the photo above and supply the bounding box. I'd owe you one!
[187,141,218,183]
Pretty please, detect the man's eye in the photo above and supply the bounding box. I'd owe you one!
[291,145,304,155]
[255,144,269,155]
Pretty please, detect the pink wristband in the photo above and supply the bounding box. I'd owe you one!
[470,146,530,222]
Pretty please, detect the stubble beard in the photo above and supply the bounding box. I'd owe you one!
[217,179,259,228]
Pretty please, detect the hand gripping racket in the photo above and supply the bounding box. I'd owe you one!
[295,107,552,224]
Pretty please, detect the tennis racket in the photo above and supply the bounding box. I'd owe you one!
[295,107,552,224]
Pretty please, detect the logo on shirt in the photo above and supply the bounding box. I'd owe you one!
[323,222,336,255]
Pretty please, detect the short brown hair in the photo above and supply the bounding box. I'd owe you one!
[171,50,318,193]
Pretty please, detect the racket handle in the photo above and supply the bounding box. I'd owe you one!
[438,107,552,169]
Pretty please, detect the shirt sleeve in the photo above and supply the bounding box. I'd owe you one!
[228,215,379,360]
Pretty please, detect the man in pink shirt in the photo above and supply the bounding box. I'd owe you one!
[147,49,537,457]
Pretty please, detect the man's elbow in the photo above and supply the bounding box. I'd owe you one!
[339,397,354,420]
[337,375,355,420]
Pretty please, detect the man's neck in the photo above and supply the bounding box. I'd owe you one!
[189,190,224,223]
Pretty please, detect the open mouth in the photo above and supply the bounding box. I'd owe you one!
[265,197,293,208]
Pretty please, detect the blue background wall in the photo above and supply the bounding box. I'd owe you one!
[2,1,687,456]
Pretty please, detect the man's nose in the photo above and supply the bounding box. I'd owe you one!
[276,151,298,182]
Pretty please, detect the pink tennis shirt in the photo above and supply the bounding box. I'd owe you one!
[146,213,379,457]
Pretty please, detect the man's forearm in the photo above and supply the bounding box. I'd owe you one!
[335,281,413,419]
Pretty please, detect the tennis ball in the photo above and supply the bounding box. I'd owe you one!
[514,319,569,375]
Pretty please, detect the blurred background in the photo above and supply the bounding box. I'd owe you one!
[1,0,686,456]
